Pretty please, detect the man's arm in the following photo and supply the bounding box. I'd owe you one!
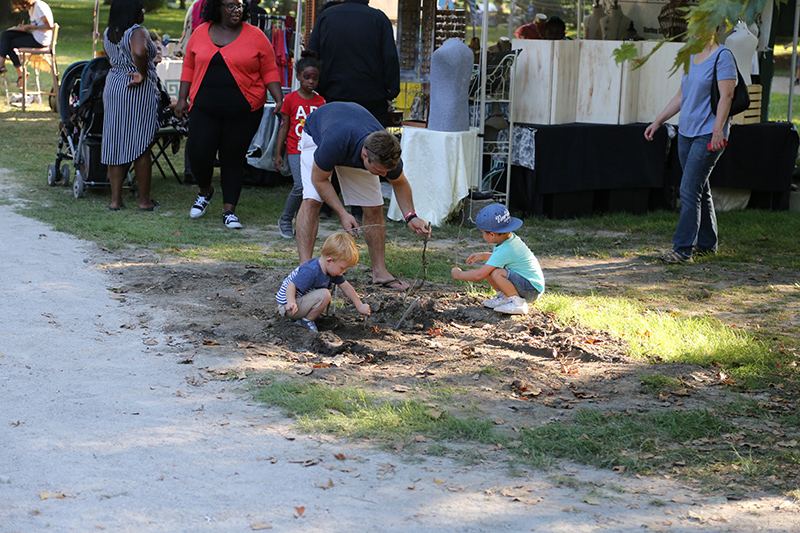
[380,16,400,100]
[388,172,430,235]
[311,162,359,234]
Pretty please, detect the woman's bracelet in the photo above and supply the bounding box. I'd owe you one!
[404,211,417,224]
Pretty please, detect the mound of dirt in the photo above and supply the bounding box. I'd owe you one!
[105,251,742,433]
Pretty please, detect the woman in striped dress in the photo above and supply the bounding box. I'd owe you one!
[101,0,159,211]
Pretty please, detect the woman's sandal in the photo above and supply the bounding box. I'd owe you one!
[16,76,23,88]
[658,250,692,264]
[138,200,160,211]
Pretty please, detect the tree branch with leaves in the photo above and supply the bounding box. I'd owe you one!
[614,0,785,75]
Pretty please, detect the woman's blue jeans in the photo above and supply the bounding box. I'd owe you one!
[674,133,724,258]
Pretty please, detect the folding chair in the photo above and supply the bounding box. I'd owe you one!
[150,125,184,183]
[15,23,60,112]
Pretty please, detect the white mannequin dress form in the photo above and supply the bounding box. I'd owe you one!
[600,1,632,41]
[584,4,604,40]
[724,21,758,85]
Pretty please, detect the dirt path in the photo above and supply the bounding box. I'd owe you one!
[1,202,798,532]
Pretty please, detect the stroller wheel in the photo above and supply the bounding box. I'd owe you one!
[60,163,71,187]
[73,174,86,199]
[47,163,58,186]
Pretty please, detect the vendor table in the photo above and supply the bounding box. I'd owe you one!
[673,122,799,210]
[155,58,183,101]
[388,127,479,227]
[510,122,798,218]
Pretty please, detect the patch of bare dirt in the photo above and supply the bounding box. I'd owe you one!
[96,248,800,437]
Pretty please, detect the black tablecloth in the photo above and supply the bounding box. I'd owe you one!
[671,121,799,192]
[511,121,798,217]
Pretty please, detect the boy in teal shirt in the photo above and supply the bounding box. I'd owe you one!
[451,204,544,315]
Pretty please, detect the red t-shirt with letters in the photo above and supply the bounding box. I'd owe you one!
[279,91,326,154]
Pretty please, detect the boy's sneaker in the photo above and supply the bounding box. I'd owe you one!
[223,210,242,229]
[189,188,214,218]
[295,318,318,332]
[482,294,509,309]
[495,295,529,315]
[279,219,294,239]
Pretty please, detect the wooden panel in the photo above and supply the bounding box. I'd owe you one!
[576,41,624,124]
[511,39,553,124]
[618,43,641,125]
[636,42,684,123]
[550,40,580,124]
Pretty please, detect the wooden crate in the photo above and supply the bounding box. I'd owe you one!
[732,84,762,125]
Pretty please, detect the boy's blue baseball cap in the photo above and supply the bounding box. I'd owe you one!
[475,203,523,233]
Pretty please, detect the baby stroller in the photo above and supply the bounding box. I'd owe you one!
[48,56,113,199]
[48,57,186,197]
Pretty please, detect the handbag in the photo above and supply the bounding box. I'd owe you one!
[710,49,750,117]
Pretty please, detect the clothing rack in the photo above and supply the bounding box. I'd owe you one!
[254,14,291,87]
[254,14,286,36]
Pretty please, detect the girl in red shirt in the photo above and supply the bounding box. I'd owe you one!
[274,50,325,239]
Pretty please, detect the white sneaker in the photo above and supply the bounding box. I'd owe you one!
[482,294,509,309]
[495,295,529,315]
[222,211,243,229]
[189,188,214,218]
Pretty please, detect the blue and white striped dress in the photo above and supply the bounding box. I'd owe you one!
[101,25,159,166]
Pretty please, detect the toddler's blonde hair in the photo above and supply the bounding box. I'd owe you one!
[321,232,359,266]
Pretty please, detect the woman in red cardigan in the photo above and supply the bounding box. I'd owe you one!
[175,0,283,229]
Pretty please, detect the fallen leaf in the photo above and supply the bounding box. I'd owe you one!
[512,496,543,505]
[315,478,334,490]
[333,453,346,460]
[393,385,409,393]
[142,338,159,346]
[250,522,272,530]
[581,495,601,505]
[39,491,66,500]
[413,435,427,442]
[776,440,798,447]
[288,458,320,467]
[561,364,578,374]
[202,339,220,346]
[493,418,505,425]
[671,388,693,397]
[643,523,671,532]
[434,478,444,484]
[294,506,305,517]
[612,465,626,474]
[426,409,443,419]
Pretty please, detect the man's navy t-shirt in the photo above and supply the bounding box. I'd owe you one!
[303,102,404,180]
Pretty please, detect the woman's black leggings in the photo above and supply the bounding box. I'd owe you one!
[186,104,263,206]
[0,30,42,67]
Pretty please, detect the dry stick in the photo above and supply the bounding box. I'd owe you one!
[394,298,419,330]
[407,223,431,295]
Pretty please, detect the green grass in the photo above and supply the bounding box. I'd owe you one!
[252,379,499,443]
[640,373,683,395]
[536,292,787,387]
[250,377,800,494]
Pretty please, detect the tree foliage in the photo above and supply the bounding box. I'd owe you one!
[618,0,787,74]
